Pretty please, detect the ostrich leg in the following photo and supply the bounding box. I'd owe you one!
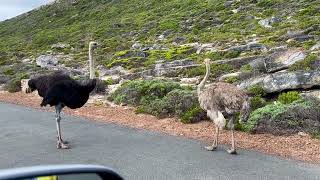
[227,116,237,154]
[205,126,219,151]
[55,104,69,149]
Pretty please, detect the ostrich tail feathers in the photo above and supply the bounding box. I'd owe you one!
[239,99,250,123]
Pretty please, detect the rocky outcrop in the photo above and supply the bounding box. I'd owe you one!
[99,65,129,77]
[180,77,200,84]
[214,55,265,69]
[301,90,320,100]
[282,25,319,42]
[264,49,306,73]
[218,72,242,82]
[36,55,59,67]
[51,43,70,50]
[222,42,267,53]
[239,71,320,93]
[154,59,199,77]
[258,16,282,28]
[310,42,320,51]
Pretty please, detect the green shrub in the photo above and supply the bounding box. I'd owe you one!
[224,76,240,84]
[181,106,205,124]
[103,78,114,85]
[4,73,29,93]
[108,79,183,105]
[207,50,241,60]
[257,0,279,7]
[2,67,14,75]
[241,102,288,132]
[250,96,267,111]
[248,85,266,96]
[240,64,253,73]
[277,91,301,104]
[239,98,317,134]
[109,80,205,123]
[310,130,320,139]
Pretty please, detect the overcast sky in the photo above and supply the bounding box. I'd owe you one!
[0,0,54,21]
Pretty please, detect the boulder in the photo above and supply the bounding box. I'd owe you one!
[154,59,199,77]
[51,43,70,50]
[239,71,320,93]
[264,49,306,73]
[99,66,129,76]
[258,16,282,28]
[196,43,217,54]
[301,90,320,100]
[222,42,267,53]
[282,25,319,42]
[218,72,242,82]
[36,55,59,67]
[132,42,142,50]
[214,55,265,69]
[180,77,200,84]
[101,75,121,84]
[21,58,32,63]
[310,42,320,51]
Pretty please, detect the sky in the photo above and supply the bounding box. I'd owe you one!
[0,0,54,21]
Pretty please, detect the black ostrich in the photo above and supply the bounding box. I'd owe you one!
[27,72,97,149]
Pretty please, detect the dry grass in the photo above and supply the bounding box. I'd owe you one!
[0,91,319,164]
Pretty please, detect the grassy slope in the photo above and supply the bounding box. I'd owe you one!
[0,0,319,67]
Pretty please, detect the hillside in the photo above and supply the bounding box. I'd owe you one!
[0,0,319,66]
[0,0,320,137]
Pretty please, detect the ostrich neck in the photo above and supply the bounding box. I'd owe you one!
[89,46,95,79]
[197,62,210,96]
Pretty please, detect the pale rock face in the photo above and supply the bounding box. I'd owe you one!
[20,79,30,93]
[301,90,320,100]
[310,43,320,51]
[264,49,306,73]
[132,42,142,50]
[258,16,282,28]
[239,71,320,93]
[36,55,59,68]
[180,77,200,84]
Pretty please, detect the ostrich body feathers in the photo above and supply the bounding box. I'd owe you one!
[40,78,97,109]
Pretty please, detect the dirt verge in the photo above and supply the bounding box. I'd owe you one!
[0,91,319,164]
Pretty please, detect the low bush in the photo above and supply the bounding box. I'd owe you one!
[240,98,320,136]
[4,73,29,93]
[277,91,301,104]
[248,85,266,96]
[108,79,205,123]
[250,96,267,111]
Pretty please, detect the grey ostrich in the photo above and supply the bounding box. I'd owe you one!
[197,58,250,154]
[26,41,98,149]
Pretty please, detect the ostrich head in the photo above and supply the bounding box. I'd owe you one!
[89,41,98,50]
[26,79,36,93]
[204,58,211,64]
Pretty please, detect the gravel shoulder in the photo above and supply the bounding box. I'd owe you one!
[0,91,319,164]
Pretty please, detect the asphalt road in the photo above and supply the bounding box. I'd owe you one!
[0,103,319,180]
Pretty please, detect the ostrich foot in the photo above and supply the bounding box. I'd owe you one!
[56,137,69,144]
[62,140,69,144]
[227,149,237,155]
[57,141,70,149]
[205,145,217,151]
